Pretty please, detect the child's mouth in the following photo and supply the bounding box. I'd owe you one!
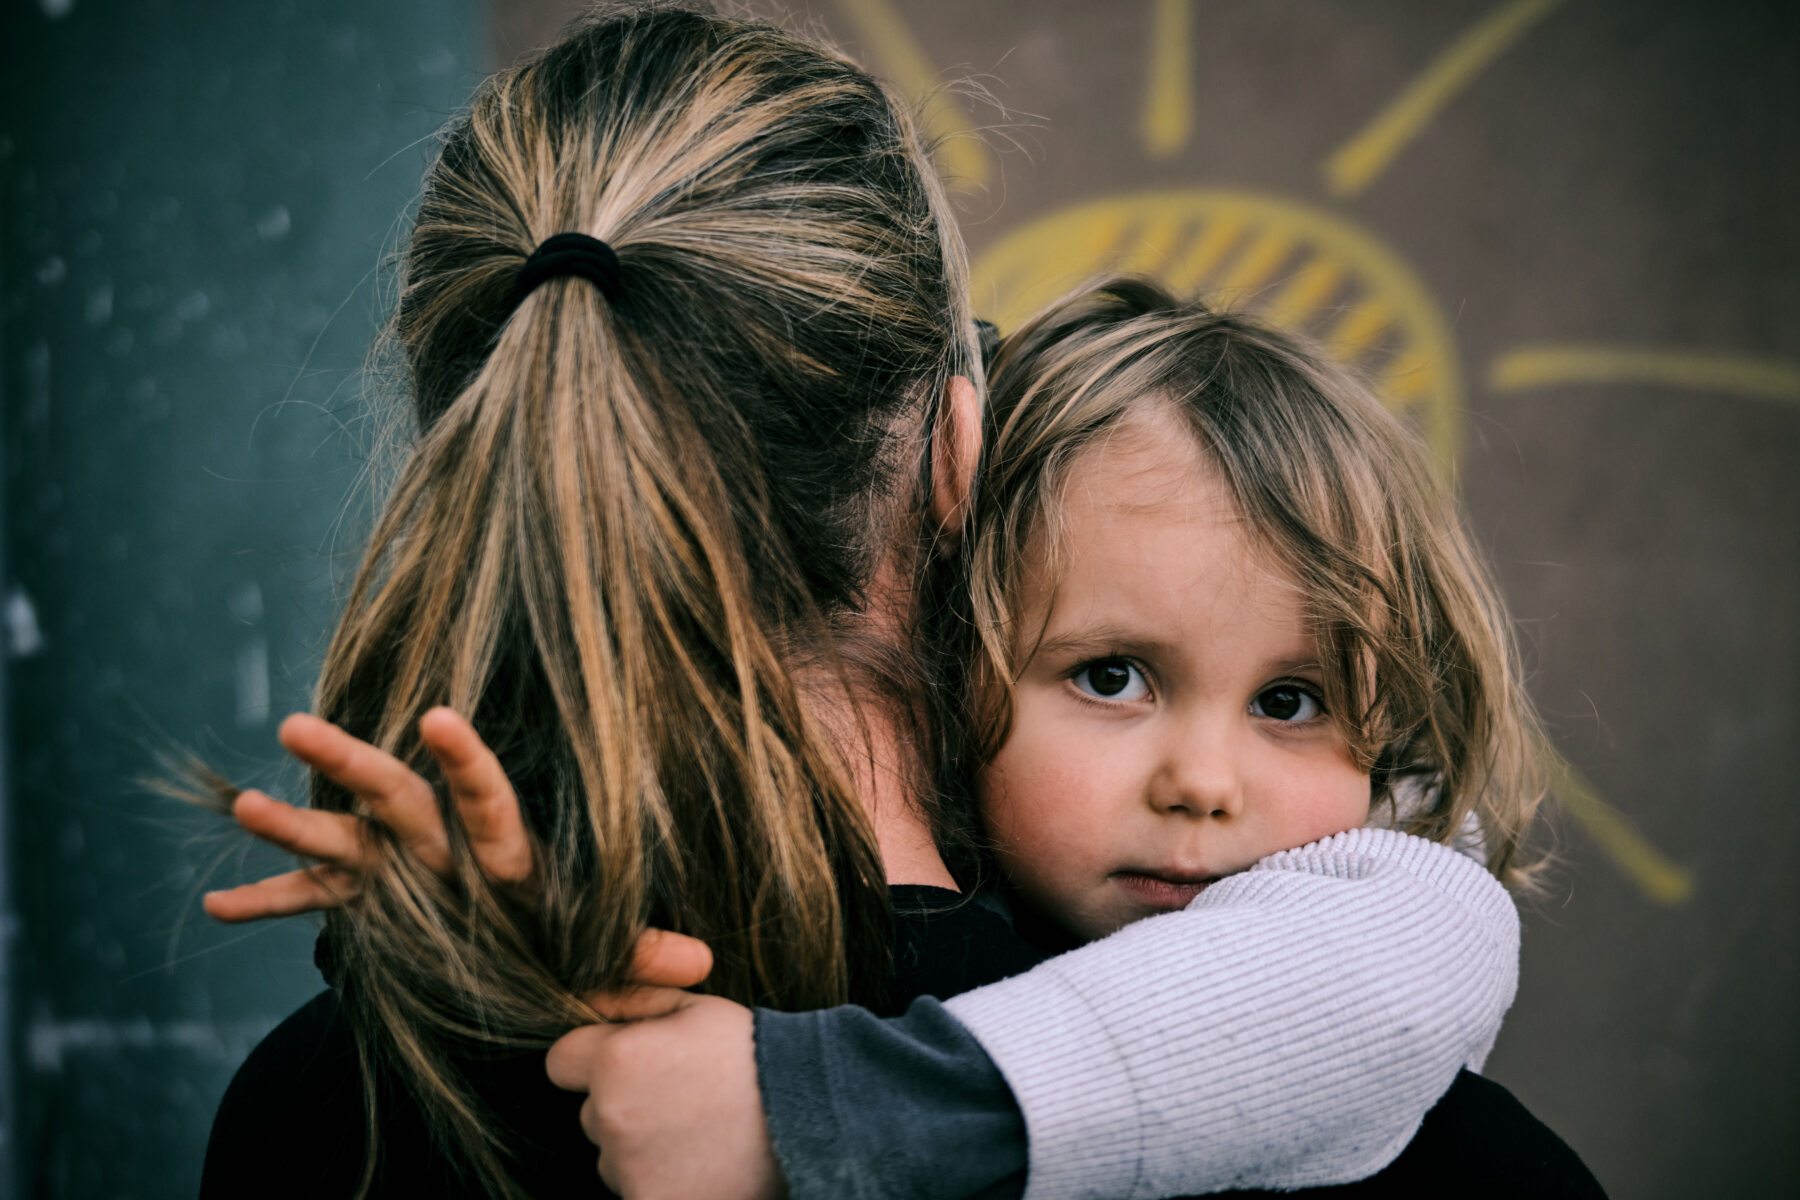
[1111,870,1216,910]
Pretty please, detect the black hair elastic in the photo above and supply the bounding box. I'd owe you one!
[510,232,624,307]
[974,318,1003,374]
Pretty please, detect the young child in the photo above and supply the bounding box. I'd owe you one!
[739,276,1574,1199]
[958,274,1541,946]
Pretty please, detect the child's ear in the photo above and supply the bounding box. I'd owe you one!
[929,375,982,542]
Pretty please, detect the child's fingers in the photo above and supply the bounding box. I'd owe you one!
[546,1024,608,1093]
[627,929,713,989]
[582,984,694,1023]
[231,790,365,866]
[419,707,534,885]
[277,713,451,875]
[203,864,359,923]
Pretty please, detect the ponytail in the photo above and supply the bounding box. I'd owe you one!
[290,6,976,1194]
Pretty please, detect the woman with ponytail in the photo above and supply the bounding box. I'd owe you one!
[200,5,1542,1198]
[202,8,976,1195]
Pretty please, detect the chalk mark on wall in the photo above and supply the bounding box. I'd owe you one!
[1549,759,1695,904]
[968,188,1464,465]
[1490,347,1800,406]
[1325,0,1569,198]
[27,1015,281,1073]
[1142,0,1194,159]
[835,0,993,192]
[821,0,1799,906]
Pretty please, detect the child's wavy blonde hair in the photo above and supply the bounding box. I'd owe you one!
[958,277,1544,885]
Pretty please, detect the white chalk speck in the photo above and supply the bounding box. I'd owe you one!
[24,342,50,429]
[39,0,75,19]
[84,282,113,325]
[235,636,270,726]
[28,1015,280,1073]
[227,579,263,625]
[36,256,65,286]
[6,589,44,658]
[176,290,210,321]
[256,205,291,241]
[419,45,456,75]
[208,324,248,358]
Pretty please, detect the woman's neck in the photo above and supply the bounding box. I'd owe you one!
[844,699,958,889]
[798,661,958,891]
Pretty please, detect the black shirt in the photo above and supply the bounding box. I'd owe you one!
[202,886,1604,1198]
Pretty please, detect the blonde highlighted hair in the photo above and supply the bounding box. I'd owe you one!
[960,278,1544,884]
[200,4,981,1194]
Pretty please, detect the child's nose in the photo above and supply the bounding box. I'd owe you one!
[1147,731,1243,820]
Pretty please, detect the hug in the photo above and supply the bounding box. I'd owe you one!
[198,5,1604,1197]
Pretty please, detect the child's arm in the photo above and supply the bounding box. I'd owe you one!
[761,827,1517,1200]
[214,721,1513,1196]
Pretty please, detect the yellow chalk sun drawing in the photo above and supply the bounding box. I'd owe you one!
[969,188,1465,467]
[826,0,1800,905]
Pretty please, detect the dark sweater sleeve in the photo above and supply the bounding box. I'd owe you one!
[756,996,1026,1200]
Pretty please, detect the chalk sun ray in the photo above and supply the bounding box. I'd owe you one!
[1325,0,1569,198]
[1490,346,1800,406]
[835,0,994,192]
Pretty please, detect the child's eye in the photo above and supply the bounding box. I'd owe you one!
[1071,658,1151,702]
[1251,683,1323,722]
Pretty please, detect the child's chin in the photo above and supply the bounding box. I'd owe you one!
[1077,897,1186,943]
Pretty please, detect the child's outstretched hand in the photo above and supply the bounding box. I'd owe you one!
[202,707,535,920]
[549,930,786,1200]
[205,713,776,1197]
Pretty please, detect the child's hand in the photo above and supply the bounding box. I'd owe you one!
[548,946,785,1200]
[202,708,535,921]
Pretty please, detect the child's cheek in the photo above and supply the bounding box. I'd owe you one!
[982,692,1097,807]
[980,728,1095,862]
[1272,745,1371,847]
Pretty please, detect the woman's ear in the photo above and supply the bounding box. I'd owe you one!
[930,375,982,540]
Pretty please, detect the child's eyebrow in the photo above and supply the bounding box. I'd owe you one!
[1033,626,1182,660]
[1264,656,1325,678]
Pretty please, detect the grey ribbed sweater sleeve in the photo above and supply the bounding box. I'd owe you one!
[943,828,1520,1200]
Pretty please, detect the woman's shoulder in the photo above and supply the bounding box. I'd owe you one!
[200,990,371,1197]
[203,986,611,1198]
[1394,1069,1607,1197]
[1208,1069,1606,1199]
[209,989,361,1132]
[1311,1070,1606,1199]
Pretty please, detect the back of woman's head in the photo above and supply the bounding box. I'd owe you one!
[963,277,1544,887]
[311,4,977,1192]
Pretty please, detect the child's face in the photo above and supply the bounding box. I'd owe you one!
[978,406,1371,942]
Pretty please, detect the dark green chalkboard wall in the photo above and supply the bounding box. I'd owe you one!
[2,1,479,1194]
